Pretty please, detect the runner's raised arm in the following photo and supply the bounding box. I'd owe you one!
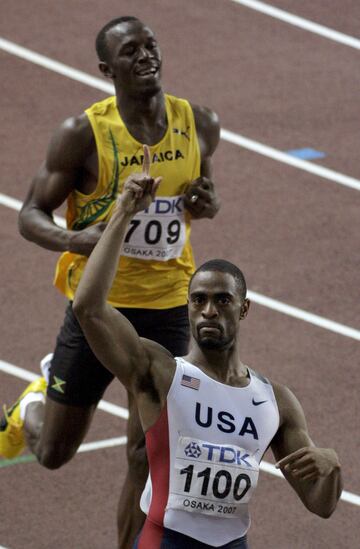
[73,146,163,390]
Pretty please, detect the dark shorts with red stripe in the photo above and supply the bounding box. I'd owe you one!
[47,302,189,406]
[134,520,249,548]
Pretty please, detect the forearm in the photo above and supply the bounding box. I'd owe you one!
[18,206,75,252]
[300,466,342,518]
[74,205,131,312]
[75,147,159,315]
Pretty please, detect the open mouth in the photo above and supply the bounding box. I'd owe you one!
[134,66,159,78]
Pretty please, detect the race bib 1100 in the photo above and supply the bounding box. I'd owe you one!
[167,436,259,518]
[121,195,186,261]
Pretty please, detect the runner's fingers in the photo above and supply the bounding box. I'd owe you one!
[190,186,210,200]
[144,177,155,194]
[186,189,212,208]
[187,183,213,199]
[286,455,313,469]
[276,447,309,468]
[292,469,318,482]
[301,471,319,481]
[190,177,213,190]
[288,463,317,477]
[142,144,151,175]
[127,180,144,198]
[151,177,162,199]
[189,196,206,211]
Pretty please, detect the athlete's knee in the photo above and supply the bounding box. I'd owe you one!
[36,441,78,469]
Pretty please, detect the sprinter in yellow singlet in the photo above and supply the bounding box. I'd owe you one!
[0,16,220,549]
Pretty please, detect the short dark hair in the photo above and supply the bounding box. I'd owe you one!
[95,16,141,62]
[190,259,247,300]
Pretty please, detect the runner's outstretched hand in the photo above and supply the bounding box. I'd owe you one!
[276,447,341,481]
[117,145,161,215]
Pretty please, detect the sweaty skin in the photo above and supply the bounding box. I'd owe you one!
[18,19,221,549]
[73,147,342,527]
[18,104,220,254]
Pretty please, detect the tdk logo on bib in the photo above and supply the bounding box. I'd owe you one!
[184,441,252,467]
[143,197,184,215]
[185,442,202,458]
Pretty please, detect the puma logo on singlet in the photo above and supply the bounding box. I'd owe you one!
[173,126,190,140]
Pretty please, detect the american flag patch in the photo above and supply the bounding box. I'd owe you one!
[181,374,200,390]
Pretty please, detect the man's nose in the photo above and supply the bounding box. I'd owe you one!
[202,301,218,318]
[138,47,151,61]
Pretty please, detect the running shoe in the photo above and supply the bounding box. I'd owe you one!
[0,377,46,459]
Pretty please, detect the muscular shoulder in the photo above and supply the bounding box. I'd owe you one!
[272,381,307,430]
[47,113,95,171]
[191,104,220,157]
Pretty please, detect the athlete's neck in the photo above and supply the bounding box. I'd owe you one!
[116,89,166,128]
[185,342,249,387]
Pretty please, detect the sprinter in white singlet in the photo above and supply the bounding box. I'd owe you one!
[73,150,342,548]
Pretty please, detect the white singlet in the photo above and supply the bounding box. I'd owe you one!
[140,357,280,546]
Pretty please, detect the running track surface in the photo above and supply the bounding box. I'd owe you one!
[0,1,359,548]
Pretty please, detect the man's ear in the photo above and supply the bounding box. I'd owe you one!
[99,62,114,79]
[239,298,250,320]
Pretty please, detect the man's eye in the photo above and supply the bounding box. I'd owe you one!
[192,296,204,305]
[218,297,230,305]
[123,46,136,56]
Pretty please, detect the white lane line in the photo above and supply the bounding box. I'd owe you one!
[221,129,360,192]
[1,191,359,341]
[0,359,358,507]
[78,436,127,453]
[0,194,23,212]
[98,399,129,420]
[0,436,127,464]
[230,0,360,51]
[247,290,360,341]
[0,37,112,94]
[0,193,66,227]
[1,37,360,192]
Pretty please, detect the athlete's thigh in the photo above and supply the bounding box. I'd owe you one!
[48,303,114,406]
[40,396,96,449]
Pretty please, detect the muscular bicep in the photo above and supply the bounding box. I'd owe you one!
[271,385,316,501]
[192,105,220,162]
[22,115,92,214]
[23,162,79,215]
[271,385,314,463]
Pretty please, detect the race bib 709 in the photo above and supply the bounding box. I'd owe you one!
[121,195,186,261]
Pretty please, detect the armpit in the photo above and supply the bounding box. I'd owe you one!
[136,369,161,404]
